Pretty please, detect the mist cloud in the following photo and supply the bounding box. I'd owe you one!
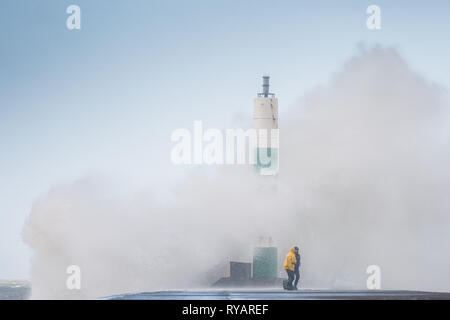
[23,47,450,298]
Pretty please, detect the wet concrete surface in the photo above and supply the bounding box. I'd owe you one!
[106,289,450,300]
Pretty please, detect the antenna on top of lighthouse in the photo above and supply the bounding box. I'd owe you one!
[258,76,275,98]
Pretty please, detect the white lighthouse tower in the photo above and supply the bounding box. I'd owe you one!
[253,76,279,175]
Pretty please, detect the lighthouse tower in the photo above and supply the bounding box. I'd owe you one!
[253,76,279,175]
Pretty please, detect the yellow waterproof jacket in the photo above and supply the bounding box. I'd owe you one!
[283,247,297,271]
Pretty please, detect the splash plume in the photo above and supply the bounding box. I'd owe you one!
[24,47,450,298]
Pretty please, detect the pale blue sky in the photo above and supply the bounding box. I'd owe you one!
[1,0,449,279]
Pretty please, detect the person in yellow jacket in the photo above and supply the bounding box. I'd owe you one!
[283,247,297,290]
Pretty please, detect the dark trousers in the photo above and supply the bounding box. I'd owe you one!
[286,269,295,290]
[294,269,300,288]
